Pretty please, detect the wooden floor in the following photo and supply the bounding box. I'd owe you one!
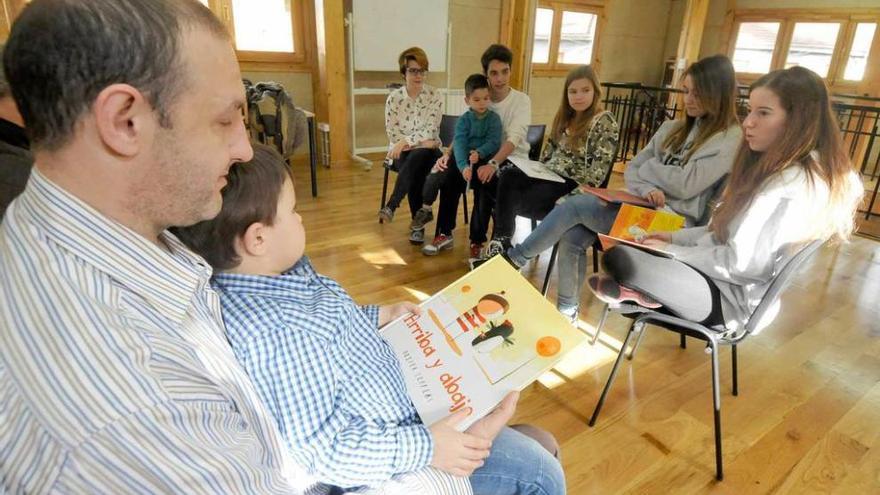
[291,156,880,494]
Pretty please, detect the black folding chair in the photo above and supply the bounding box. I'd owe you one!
[379,115,462,224]
[587,240,824,481]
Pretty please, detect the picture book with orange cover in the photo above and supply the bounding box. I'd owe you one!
[597,203,685,257]
[380,257,586,431]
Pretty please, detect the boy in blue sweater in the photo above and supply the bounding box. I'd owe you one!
[172,144,564,494]
[412,74,502,255]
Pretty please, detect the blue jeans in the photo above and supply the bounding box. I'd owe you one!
[470,426,565,495]
[507,194,620,310]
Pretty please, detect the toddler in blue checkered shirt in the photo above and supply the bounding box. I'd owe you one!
[173,143,564,494]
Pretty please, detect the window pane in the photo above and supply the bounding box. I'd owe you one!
[232,0,294,52]
[557,11,597,65]
[844,23,877,80]
[531,8,554,64]
[732,22,780,73]
[784,22,840,77]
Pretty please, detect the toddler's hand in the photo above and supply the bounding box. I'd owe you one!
[468,150,479,165]
[429,409,492,477]
[378,301,422,327]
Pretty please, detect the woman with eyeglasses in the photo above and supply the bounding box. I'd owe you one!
[379,46,444,245]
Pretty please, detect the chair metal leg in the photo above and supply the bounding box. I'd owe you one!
[379,168,390,223]
[592,245,600,273]
[626,322,647,360]
[591,304,611,345]
[732,344,738,397]
[307,116,318,197]
[541,243,559,296]
[462,190,469,225]
[680,331,687,349]
[710,340,724,481]
[531,219,539,260]
[589,320,638,426]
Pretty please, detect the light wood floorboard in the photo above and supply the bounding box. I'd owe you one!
[291,157,880,494]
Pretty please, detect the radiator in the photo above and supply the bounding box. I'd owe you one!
[443,89,467,116]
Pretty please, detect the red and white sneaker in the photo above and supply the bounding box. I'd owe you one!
[422,234,454,256]
[587,274,662,308]
[469,242,484,259]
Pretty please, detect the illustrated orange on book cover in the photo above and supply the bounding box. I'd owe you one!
[379,257,586,431]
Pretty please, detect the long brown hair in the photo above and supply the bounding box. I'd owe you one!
[710,66,862,243]
[549,65,604,146]
[663,55,739,161]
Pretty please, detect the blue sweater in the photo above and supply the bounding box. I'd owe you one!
[453,109,503,171]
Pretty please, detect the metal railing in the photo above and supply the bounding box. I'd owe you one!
[600,82,880,220]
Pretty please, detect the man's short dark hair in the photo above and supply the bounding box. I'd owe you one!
[172,143,293,271]
[3,0,228,151]
[464,74,490,97]
[481,44,514,74]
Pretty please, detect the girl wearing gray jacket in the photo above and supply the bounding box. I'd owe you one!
[503,55,741,322]
[591,66,863,333]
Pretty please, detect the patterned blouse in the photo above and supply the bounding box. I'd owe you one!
[384,84,443,147]
[542,110,619,189]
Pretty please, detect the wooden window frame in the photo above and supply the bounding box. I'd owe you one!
[531,1,605,77]
[205,0,314,73]
[725,8,880,89]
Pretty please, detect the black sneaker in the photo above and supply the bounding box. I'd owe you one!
[378,206,394,223]
[409,228,425,245]
[469,240,510,270]
[409,207,434,231]
[484,238,506,258]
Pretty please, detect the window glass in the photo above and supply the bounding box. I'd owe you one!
[532,8,554,64]
[732,22,780,73]
[844,23,876,80]
[784,22,841,77]
[231,0,294,53]
[557,11,598,65]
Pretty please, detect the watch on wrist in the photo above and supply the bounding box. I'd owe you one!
[488,159,499,168]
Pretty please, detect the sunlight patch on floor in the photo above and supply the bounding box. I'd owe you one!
[401,286,432,302]
[359,248,408,268]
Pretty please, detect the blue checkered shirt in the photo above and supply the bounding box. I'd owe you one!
[213,258,434,489]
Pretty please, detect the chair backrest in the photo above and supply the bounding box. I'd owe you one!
[739,239,825,340]
[596,142,620,189]
[439,114,459,148]
[696,175,729,226]
[526,124,546,161]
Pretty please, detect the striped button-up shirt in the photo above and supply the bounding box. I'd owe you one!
[0,170,309,494]
[213,259,434,490]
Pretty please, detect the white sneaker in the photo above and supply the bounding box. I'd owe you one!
[422,234,454,255]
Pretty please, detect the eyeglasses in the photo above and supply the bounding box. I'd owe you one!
[406,68,428,76]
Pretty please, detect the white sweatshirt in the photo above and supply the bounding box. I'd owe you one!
[490,88,532,159]
[667,161,861,334]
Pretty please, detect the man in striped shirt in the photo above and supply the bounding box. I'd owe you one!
[1,1,310,493]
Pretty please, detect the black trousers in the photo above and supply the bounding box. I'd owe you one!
[385,147,442,218]
[433,151,493,241]
[492,166,577,242]
[603,245,724,325]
